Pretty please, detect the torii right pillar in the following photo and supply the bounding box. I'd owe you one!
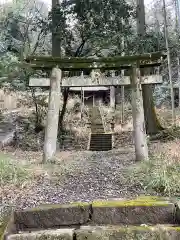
[131,64,149,161]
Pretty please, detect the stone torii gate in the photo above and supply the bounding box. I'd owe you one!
[25,51,167,162]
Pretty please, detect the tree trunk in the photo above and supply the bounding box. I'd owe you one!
[131,65,149,161]
[52,0,61,57]
[136,0,163,134]
[177,58,180,107]
[121,32,125,123]
[142,85,164,135]
[57,41,86,134]
[163,0,175,124]
[58,88,69,132]
[43,68,61,163]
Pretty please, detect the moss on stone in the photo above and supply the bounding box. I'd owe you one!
[26,51,166,64]
[0,216,10,240]
[76,225,180,240]
[30,61,162,71]
[24,202,90,212]
[101,225,180,231]
[24,196,173,212]
[92,196,172,208]
[7,230,74,240]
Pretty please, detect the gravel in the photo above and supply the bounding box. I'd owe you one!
[1,148,145,210]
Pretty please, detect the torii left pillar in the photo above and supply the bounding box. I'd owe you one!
[43,68,61,163]
[131,64,149,161]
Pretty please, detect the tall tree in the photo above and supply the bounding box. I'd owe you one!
[162,0,175,123]
[43,0,62,162]
[51,0,63,56]
[56,0,134,131]
[136,0,163,135]
[174,0,180,107]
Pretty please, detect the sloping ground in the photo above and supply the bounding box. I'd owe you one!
[1,106,180,216]
[0,110,21,148]
[1,148,146,210]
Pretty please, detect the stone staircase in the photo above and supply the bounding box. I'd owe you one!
[88,106,112,151]
[2,196,180,240]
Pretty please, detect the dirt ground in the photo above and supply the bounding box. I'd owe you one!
[1,137,179,209]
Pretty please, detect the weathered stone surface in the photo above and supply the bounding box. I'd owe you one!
[91,197,175,225]
[7,229,74,240]
[0,205,16,239]
[174,201,180,224]
[14,203,90,230]
[75,225,180,240]
[26,51,166,71]
[29,75,162,87]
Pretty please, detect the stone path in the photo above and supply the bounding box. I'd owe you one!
[13,148,145,209]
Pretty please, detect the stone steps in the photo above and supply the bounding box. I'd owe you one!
[6,225,180,240]
[89,133,112,151]
[2,196,180,240]
[88,106,112,151]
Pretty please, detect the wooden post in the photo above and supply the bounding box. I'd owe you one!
[177,57,180,107]
[43,68,61,163]
[82,89,84,111]
[131,65,149,161]
[121,86,125,123]
[121,28,125,123]
[110,71,116,108]
[80,87,84,119]
[93,94,95,107]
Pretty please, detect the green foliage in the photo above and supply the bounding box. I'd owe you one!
[0,0,50,91]
[0,0,178,107]
[52,0,135,57]
[128,154,180,196]
[31,91,48,126]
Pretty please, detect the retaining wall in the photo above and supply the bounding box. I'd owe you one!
[2,196,180,240]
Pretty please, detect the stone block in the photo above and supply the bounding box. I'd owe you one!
[91,197,175,225]
[174,201,180,223]
[75,225,180,240]
[7,228,74,240]
[14,202,90,231]
[0,205,16,239]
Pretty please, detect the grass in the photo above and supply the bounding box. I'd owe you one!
[128,153,180,196]
[0,153,33,187]
[0,149,84,188]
